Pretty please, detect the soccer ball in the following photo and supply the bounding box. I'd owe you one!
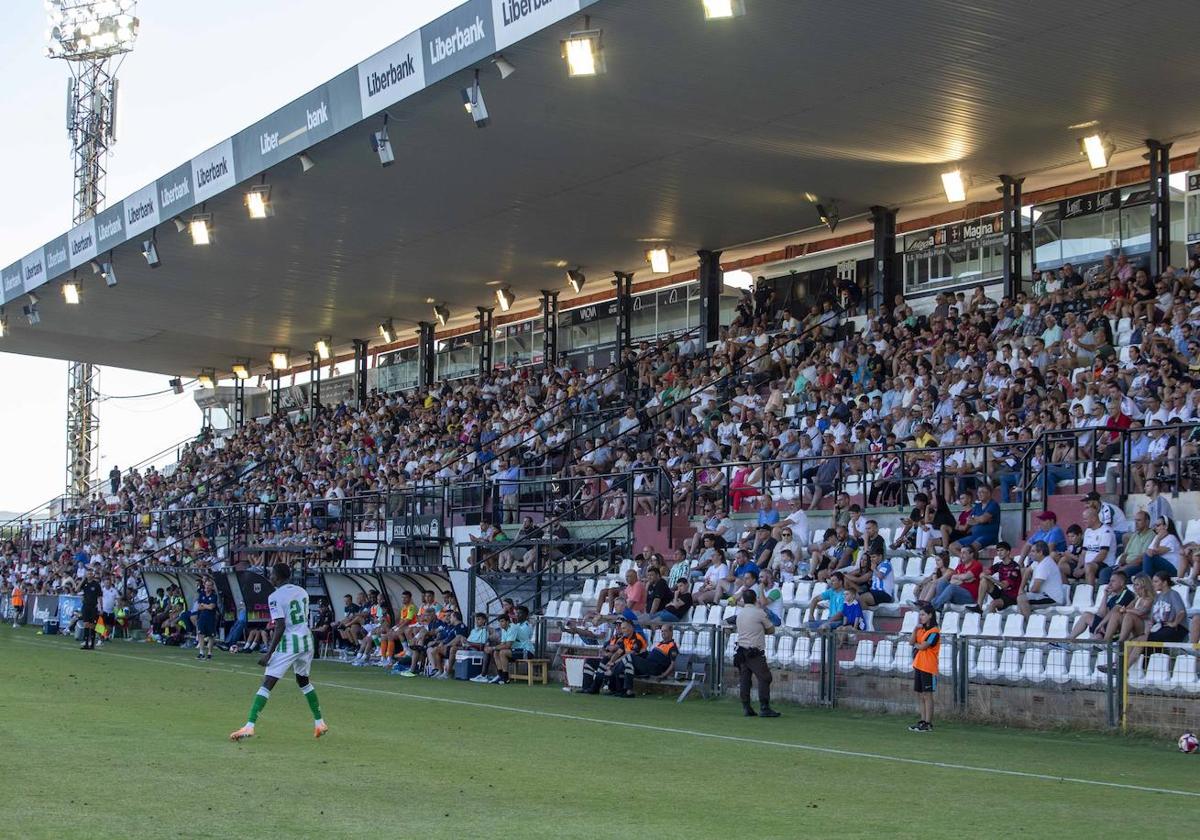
[1179,733,1199,754]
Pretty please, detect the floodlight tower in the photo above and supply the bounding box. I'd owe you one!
[45,0,140,506]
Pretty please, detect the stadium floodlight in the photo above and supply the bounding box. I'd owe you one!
[562,24,605,76]
[0,308,7,338]
[370,119,395,166]
[63,278,81,304]
[101,260,117,287]
[231,362,249,380]
[1081,132,1115,170]
[433,303,450,327]
[197,369,215,388]
[314,337,331,361]
[168,376,183,394]
[461,71,489,127]
[45,0,141,60]
[141,235,159,267]
[245,184,271,219]
[172,216,187,233]
[24,303,41,325]
[941,170,967,203]
[566,269,586,293]
[379,318,396,342]
[702,0,745,19]
[270,350,289,370]
[646,247,672,274]
[815,201,839,233]
[723,269,753,290]
[298,152,315,173]
[189,213,211,245]
[493,54,516,79]
[495,286,515,312]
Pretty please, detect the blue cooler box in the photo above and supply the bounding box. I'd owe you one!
[454,651,485,680]
[43,619,60,636]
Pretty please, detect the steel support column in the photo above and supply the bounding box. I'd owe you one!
[270,370,281,416]
[309,351,321,413]
[233,376,245,428]
[1000,176,1024,300]
[353,339,369,406]
[1147,139,1173,276]
[477,307,494,375]
[541,290,559,369]
[614,271,634,351]
[417,322,436,388]
[697,250,722,345]
[869,206,897,312]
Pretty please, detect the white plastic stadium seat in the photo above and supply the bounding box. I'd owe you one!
[678,630,696,655]
[1024,615,1047,639]
[1044,649,1069,683]
[1018,649,1044,682]
[843,640,873,670]
[941,612,961,636]
[1183,518,1200,545]
[708,608,725,626]
[997,646,1022,680]
[900,611,919,634]
[1046,615,1069,639]
[776,635,795,664]
[690,605,709,624]
[897,583,917,604]
[973,646,999,678]
[1068,649,1096,685]
[794,582,813,604]
[960,613,982,637]
[791,636,811,667]
[870,639,894,672]
[765,636,778,661]
[1124,658,1148,689]
[1139,654,1172,689]
[891,641,913,673]
[780,581,796,604]
[1170,656,1200,693]
[1001,614,1024,638]
[938,642,954,675]
[807,637,824,667]
[784,608,803,629]
[569,601,583,619]
[581,579,598,600]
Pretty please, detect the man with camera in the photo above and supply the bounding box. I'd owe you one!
[733,590,780,717]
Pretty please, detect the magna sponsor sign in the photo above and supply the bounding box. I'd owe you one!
[157,163,195,220]
[905,215,1004,260]
[492,0,579,50]
[68,218,97,268]
[123,182,159,238]
[191,139,236,203]
[20,250,46,297]
[94,204,126,253]
[357,30,426,116]
[421,0,495,84]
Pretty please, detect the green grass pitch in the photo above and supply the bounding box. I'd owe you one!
[1,626,1196,839]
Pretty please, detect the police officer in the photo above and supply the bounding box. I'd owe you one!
[733,590,779,717]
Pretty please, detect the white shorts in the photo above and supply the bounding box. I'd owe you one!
[264,648,313,679]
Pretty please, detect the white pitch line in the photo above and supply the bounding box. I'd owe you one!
[12,636,1200,799]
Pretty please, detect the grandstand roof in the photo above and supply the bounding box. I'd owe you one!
[5,0,1200,377]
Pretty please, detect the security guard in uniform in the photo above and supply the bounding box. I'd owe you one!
[733,590,780,717]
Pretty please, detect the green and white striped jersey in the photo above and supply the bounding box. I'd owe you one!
[268,583,312,654]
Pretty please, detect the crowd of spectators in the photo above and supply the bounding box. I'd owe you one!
[5,250,1200,660]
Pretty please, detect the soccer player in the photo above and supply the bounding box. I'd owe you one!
[909,604,940,733]
[79,569,102,651]
[229,563,327,741]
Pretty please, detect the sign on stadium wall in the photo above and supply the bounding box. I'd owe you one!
[492,0,581,50]
[420,0,497,85]
[191,139,237,204]
[19,250,45,299]
[356,30,426,117]
[904,215,1004,261]
[122,182,160,239]
[94,204,126,254]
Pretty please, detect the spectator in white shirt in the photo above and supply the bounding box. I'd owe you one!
[1018,541,1066,617]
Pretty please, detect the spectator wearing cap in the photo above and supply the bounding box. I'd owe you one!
[1024,511,1067,556]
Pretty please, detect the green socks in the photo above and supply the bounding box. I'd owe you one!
[247,687,270,724]
[302,683,322,722]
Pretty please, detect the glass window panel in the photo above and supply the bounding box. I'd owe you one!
[1118,205,1151,256]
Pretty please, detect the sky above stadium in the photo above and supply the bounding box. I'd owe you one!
[0,0,461,513]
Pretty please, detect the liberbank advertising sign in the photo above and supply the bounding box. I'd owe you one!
[0,0,599,306]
